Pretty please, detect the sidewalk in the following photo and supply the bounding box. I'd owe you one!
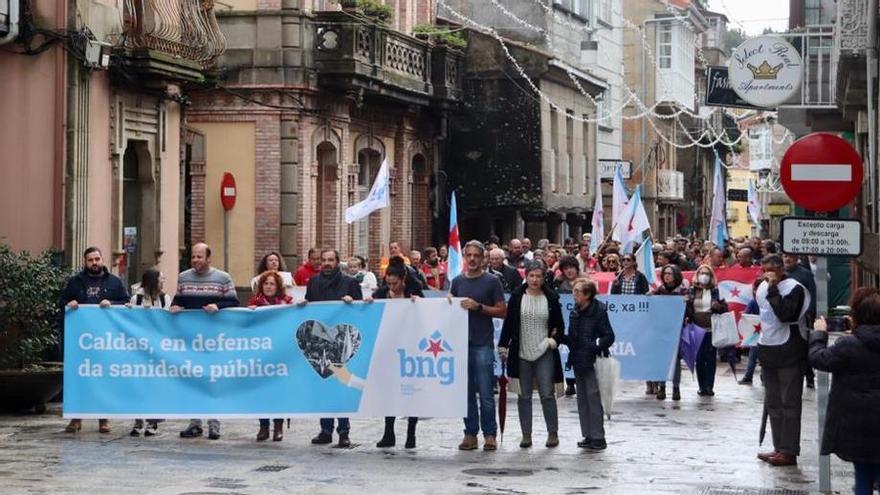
[0,366,853,494]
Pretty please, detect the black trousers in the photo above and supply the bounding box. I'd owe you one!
[762,365,804,455]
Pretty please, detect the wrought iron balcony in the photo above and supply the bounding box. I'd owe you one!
[777,26,836,108]
[831,0,871,108]
[121,0,227,77]
[313,12,462,106]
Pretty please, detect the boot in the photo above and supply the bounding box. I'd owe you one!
[256,426,270,441]
[376,417,396,448]
[272,419,283,442]
[404,418,417,449]
[656,385,666,400]
[545,433,559,448]
[458,435,478,450]
[672,387,681,401]
[98,419,111,434]
[645,382,656,395]
[519,433,532,448]
[64,419,82,433]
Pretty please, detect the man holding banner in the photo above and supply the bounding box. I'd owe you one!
[450,240,506,452]
[302,249,363,448]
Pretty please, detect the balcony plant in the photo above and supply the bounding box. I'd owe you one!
[334,0,394,25]
[412,24,467,50]
[0,244,69,412]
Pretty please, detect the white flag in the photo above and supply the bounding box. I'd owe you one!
[747,178,762,226]
[708,157,728,247]
[611,166,629,242]
[345,159,390,224]
[590,169,604,254]
[620,186,650,251]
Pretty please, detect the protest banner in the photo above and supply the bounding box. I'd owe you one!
[63,299,468,419]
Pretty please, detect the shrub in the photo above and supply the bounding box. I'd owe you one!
[413,24,467,49]
[0,245,71,369]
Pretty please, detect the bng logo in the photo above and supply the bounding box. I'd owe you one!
[397,330,455,385]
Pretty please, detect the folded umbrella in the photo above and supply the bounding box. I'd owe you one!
[680,323,706,375]
[498,360,508,443]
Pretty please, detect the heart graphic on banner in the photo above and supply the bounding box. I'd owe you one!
[295,320,362,378]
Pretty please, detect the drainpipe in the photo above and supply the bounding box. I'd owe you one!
[867,0,878,238]
[0,0,19,45]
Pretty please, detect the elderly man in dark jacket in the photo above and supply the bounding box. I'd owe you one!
[809,288,880,494]
[487,248,523,293]
[561,278,615,451]
[303,249,362,448]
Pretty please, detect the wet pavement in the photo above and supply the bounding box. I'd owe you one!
[0,365,854,494]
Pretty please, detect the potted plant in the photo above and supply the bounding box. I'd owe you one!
[333,0,394,25]
[0,244,70,413]
[412,24,467,50]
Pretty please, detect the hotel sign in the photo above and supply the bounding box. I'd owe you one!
[704,66,763,110]
[728,36,802,108]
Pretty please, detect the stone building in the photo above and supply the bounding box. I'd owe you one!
[188,1,460,283]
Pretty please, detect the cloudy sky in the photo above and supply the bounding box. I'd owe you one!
[707,0,790,35]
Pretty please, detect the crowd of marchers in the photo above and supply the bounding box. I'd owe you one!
[56,231,880,493]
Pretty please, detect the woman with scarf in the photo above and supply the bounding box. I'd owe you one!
[652,264,688,401]
[372,257,424,449]
[248,270,293,441]
[687,265,729,397]
[498,261,565,449]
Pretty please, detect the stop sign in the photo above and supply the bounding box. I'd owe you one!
[780,133,863,212]
[220,172,237,211]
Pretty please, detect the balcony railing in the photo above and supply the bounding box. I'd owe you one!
[657,170,684,201]
[831,0,870,107]
[778,26,836,108]
[314,12,462,105]
[123,0,227,66]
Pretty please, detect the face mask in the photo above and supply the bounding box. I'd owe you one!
[698,274,711,285]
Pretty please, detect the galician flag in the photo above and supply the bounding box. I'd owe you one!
[611,166,630,242]
[634,237,656,284]
[620,185,650,253]
[747,178,762,227]
[447,191,463,279]
[345,158,389,223]
[590,169,604,254]
[708,157,728,247]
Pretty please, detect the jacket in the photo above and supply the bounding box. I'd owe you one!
[785,263,817,322]
[498,284,565,384]
[488,264,523,293]
[60,267,129,307]
[809,325,880,463]
[757,280,808,368]
[685,286,729,326]
[610,270,650,295]
[304,268,363,302]
[561,299,615,372]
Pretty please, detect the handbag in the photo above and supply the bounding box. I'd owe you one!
[594,356,621,420]
[711,311,739,348]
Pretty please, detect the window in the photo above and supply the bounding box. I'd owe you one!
[566,109,574,195]
[582,116,591,195]
[550,106,559,193]
[598,0,611,23]
[597,90,612,129]
[657,22,672,69]
[554,0,589,20]
[804,0,830,25]
[748,126,773,170]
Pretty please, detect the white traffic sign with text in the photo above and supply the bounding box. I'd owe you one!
[780,217,862,257]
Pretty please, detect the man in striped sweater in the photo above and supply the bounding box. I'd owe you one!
[171,242,239,440]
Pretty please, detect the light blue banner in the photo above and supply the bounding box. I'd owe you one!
[63,300,469,418]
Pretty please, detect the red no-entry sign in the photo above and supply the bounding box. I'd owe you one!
[780,133,863,212]
[220,172,237,211]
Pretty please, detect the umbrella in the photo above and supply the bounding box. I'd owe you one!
[498,361,508,443]
[723,346,739,382]
[759,404,769,445]
[679,323,706,374]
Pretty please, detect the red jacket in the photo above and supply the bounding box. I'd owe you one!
[294,263,320,286]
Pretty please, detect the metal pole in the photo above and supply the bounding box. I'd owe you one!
[223,210,229,273]
[815,256,830,493]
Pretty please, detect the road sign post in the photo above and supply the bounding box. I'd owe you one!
[220,172,237,273]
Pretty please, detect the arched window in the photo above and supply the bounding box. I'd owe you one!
[316,141,339,248]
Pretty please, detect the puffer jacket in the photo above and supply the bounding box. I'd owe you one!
[809,324,880,464]
[561,299,615,373]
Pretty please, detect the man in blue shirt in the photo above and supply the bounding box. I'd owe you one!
[450,240,507,451]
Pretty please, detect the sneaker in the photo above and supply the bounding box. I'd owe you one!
[179,424,203,438]
[337,433,351,448]
[577,437,593,448]
[589,438,607,450]
[207,424,220,440]
[311,432,333,445]
[483,436,497,451]
[458,435,478,451]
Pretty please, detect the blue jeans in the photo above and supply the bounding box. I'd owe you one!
[463,345,497,437]
[743,346,759,380]
[320,417,350,435]
[854,462,880,495]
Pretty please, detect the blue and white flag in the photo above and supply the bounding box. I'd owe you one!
[620,186,650,253]
[635,237,656,285]
[611,166,630,242]
[708,157,728,247]
[345,158,389,223]
[590,168,604,254]
[447,191,463,279]
[747,178,762,227]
